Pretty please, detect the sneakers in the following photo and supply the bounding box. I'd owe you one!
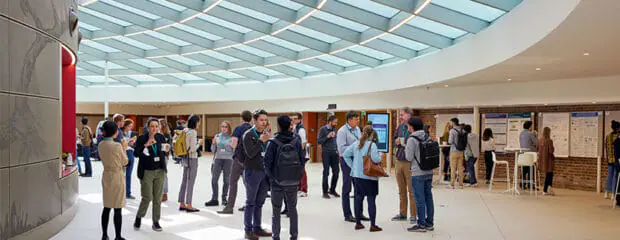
[133,217,141,230]
[369,225,383,232]
[152,222,163,232]
[354,223,365,230]
[409,217,417,224]
[329,191,341,197]
[391,214,407,221]
[204,200,219,207]
[407,225,427,232]
[322,193,330,199]
[238,206,245,212]
[222,199,228,206]
[425,225,435,231]
[298,191,308,197]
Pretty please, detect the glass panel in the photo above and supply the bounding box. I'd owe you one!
[380,34,429,51]
[79,76,118,83]
[201,51,241,63]
[262,36,308,51]
[173,24,223,41]
[284,62,321,72]
[129,59,167,68]
[233,45,275,58]
[288,25,339,43]
[198,14,252,33]
[170,73,203,81]
[317,55,357,67]
[81,40,122,53]
[349,45,393,60]
[219,1,279,23]
[115,36,157,50]
[166,55,204,66]
[312,11,369,32]
[212,71,244,79]
[265,0,304,10]
[432,0,506,22]
[79,22,101,31]
[100,0,161,20]
[406,16,468,38]
[80,8,133,26]
[336,0,399,18]
[249,67,282,76]
[149,0,187,12]
[127,75,162,82]
[86,61,126,69]
[145,31,191,46]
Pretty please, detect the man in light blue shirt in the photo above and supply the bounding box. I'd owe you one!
[336,111,369,223]
[519,120,537,189]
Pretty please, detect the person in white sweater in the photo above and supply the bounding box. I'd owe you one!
[481,128,496,184]
[464,125,480,187]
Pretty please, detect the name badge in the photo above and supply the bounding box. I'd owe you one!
[220,149,226,153]
[154,157,160,162]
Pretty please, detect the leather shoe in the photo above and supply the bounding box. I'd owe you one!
[344,216,356,223]
[133,217,141,230]
[255,229,272,237]
[329,191,340,197]
[322,193,330,199]
[244,232,258,240]
[238,206,245,212]
[370,225,383,232]
[355,223,365,230]
[360,216,370,221]
[204,200,219,207]
[217,208,233,214]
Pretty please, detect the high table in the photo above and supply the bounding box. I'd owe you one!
[504,148,530,195]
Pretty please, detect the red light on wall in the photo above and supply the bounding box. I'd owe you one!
[61,45,76,66]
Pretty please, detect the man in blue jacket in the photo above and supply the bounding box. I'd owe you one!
[264,116,305,240]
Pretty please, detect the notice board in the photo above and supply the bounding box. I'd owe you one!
[540,112,570,157]
[483,113,508,151]
[569,112,601,158]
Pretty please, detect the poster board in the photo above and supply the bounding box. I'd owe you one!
[540,112,570,157]
[569,112,601,158]
[506,113,533,150]
[483,113,508,151]
[435,114,474,140]
[368,113,390,153]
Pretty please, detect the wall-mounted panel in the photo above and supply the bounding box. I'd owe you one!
[59,174,78,213]
[0,169,9,240]
[9,95,60,167]
[0,18,7,92]
[0,93,8,168]
[9,21,60,98]
[8,160,61,237]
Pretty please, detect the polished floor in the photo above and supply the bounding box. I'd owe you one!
[53,154,619,240]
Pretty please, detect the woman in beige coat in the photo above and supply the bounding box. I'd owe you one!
[99,120,128,240]
[537,127,555,196]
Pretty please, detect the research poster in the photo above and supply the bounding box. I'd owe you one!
[484,113,508,151]
[506,113,532,150]
[367,113,390,153]
[541,112,570,157]
[570,112,600,158]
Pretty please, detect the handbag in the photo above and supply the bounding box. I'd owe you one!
[363,143,386,177]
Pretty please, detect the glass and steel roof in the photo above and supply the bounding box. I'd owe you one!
[76,0,522,87]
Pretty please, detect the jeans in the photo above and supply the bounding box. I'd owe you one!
[544,172,554,192]
[178,157,198,204]
[125,150,135,197]
[322,151,340,194]
[211,159,232,201]
[76,146,82,174]
[243,169,269,233]
[82,146,92,176]
[411,175,434,227]
[271,187,298,239]
[223,160,245,211]
[467,157,478,185]
[484,151,494,181]
[340,158,353,218]
[606,164,619,193]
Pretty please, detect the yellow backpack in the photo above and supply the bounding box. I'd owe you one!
[174,130,188,157]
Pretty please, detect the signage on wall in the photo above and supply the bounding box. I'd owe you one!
[367,113,390,153]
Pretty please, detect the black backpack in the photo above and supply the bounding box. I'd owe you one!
[410,135,440,171]
[270,138,303,187]
[233,130,251,164]
[455,129,468,151]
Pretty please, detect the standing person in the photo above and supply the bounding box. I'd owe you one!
[392,107,417,223]
[317,115,340,199]
[519,121,537,189]
[448,118,465,189]
[178,115,201,213]
[205,121,234,207]
[159,119,173,202]
[292,113,309,198]
[133,118,169,232]
[173,120,187,164]
[343,126,383,232]
[80,117,94,177]
[242,109,272,240]
[464,125,480,187]
[112,114,125,143]
[481,129,496,184]
[337,111,369,223]
[99,121,128,240]
[218,110,253,214]
[440,122,451,181]
[406,117,435,233]
[122,119,138,199]
[264,116,305,240]
[537,127,556,196]
[604,120,620,200]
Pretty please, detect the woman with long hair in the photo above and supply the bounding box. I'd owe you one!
[159,119,173,202]
[440,122,451,181]
[537,127,555,196]
[178,115,201,212]
[481,128,496,184]
[343,125,383,232]
[121,119,137,199]
[604,120,620,200]
[99,120,128,240]
[205,121,234,207]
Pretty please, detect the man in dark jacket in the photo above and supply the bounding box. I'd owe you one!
[264,116,305,240]
[317,115,340,199]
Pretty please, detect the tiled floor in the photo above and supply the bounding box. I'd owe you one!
[52,154,619,240]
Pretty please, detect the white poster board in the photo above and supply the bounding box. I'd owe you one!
[541,112,570,157]
[506,113,533,150]
[483,113,508,151]
[569,112,600,158]
[436,114,474,140]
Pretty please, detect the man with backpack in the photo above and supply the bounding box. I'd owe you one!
[264,116,305,240]
[405,117,437,232]
[448,118,467,189]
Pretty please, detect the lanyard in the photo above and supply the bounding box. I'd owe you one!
[218,134,229,148]
[151,143,158,154]
[252,128,266,152]
[347,124,359,140]
[402,125,409,137]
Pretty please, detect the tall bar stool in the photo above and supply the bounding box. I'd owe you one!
[488,152,510,192]
[515,152,538,197]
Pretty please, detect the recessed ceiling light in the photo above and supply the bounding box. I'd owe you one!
[583,52,590,56]
[444,84,449,87]
[507,78,512,81]
[535,67,542,71]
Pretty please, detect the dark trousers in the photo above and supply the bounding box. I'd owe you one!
[521,166,533,189]
[125,150,135,197]
[442,148,450,180]
[484,151,494,181]
[412,175,434,227]
[224,160,244,211]
[466,157,478,184]
[544,172,554,192]
[340,158,353,218]
[83,146,92,176]
[353,178,375,226]
[243,169,269,233]
[322,151,340,194]
[271,187,298,240]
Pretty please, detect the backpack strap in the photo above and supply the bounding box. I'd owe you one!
[410,135,423,165]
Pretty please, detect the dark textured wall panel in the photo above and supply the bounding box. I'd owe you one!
[8,160,61,237]
[9,95,60,167]
[59,174,78,213]
[0,93,7,169]
[0,169,9,240]
[9,21,60,98]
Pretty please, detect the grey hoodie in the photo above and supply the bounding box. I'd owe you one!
[405,130,434,177]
